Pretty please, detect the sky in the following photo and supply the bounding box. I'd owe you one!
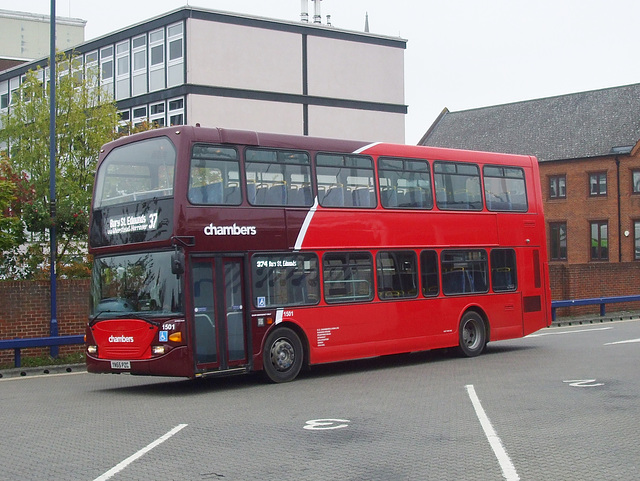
[5,0,640,144]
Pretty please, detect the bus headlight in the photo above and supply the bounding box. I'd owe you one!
[152,346,165,355]
[87,345,97,355]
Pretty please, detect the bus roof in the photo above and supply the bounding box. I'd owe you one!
[100,125,537,167]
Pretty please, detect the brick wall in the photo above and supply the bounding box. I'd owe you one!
[549,262,640,317]
[0,279,89,364]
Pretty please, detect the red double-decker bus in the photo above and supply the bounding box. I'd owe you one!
[85,126,551,382]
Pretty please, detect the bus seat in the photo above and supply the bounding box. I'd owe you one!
[255,185,269,204]
[323,185,345,207]
[353,187,373,207]
[246,182,257,204]
[381,187,398,207]
[224,185,241,204]
[207,182,223,204]
[299,184,313,205]
[265,183,287,205]
[189,182,222,204]
[189,185,205,204]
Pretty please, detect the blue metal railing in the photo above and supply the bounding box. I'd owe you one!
[551,295,640,322]
[0,335,85,368]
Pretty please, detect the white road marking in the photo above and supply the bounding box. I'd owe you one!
[563,379,604,387]
[605,338,640,345]
[465,385,519,481]
[93,424,188,481]
[527,327,612,337]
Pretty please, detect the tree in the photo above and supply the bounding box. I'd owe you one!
[0,52,120,278]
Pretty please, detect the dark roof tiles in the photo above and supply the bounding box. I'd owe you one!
[420,83,640,162]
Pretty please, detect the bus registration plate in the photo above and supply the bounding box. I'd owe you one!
[111,361,131,369]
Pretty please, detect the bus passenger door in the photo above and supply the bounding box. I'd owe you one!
[191,257,248,371]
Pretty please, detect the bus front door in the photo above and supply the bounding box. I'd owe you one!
[191,257,248,372]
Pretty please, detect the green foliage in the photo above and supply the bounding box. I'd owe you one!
[0,52,121,278]
[0,158,28,257]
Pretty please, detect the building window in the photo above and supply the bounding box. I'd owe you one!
[549,222,567,261]
[167,22,184,87]
[149,102,166,127]
[589,172,607,196]
[0,80,8,109]
[168,97,184,125]
[632,171,640,194]
[549,175,566,199]
[635,221,640,260]
[100,46,114,96]
[115,40,130,100]
[132,106,147,127]
[149,28,165,91]
[132,34,148,97]
[590,221,608,261]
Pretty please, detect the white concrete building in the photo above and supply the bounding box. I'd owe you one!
[0,6,407,142]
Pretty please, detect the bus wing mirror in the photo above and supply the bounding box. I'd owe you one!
[171,251,185,276]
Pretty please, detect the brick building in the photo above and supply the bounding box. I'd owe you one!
[419,84,640,314]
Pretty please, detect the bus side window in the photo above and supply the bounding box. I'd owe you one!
[246,148,313,207]
[490,249,517,292]
[483,166,528,212]
[323,252,374,303]
[434,161,482,211]
[189,145,241,206]
[378,157,433,210]
[376,251,418,299]
[317,153,377,209]
[441,250,488,295]
[251,253,319,307]
[420,250,439,297]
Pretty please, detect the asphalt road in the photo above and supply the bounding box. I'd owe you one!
[2,319,639,480]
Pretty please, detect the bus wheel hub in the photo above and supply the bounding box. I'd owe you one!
[271,339,295,371]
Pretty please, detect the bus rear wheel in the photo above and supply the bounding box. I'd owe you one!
[263,327,304,383]
[457,311,487,357]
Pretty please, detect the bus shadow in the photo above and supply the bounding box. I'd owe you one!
[298,343,536,380]
[91,372,264,396]
[91,344,536,395]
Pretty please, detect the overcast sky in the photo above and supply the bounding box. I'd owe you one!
[6,0,640,144]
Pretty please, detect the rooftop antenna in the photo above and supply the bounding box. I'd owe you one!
[364,12,370,32]
[313,0,322,24]
[300,0,309,22]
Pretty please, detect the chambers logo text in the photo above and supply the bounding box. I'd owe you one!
[204,223,257,236]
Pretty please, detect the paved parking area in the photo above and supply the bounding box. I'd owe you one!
[2,319,639,480]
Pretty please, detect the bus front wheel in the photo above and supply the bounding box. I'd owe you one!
[263,327,304,383]
[457,311,486,357]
